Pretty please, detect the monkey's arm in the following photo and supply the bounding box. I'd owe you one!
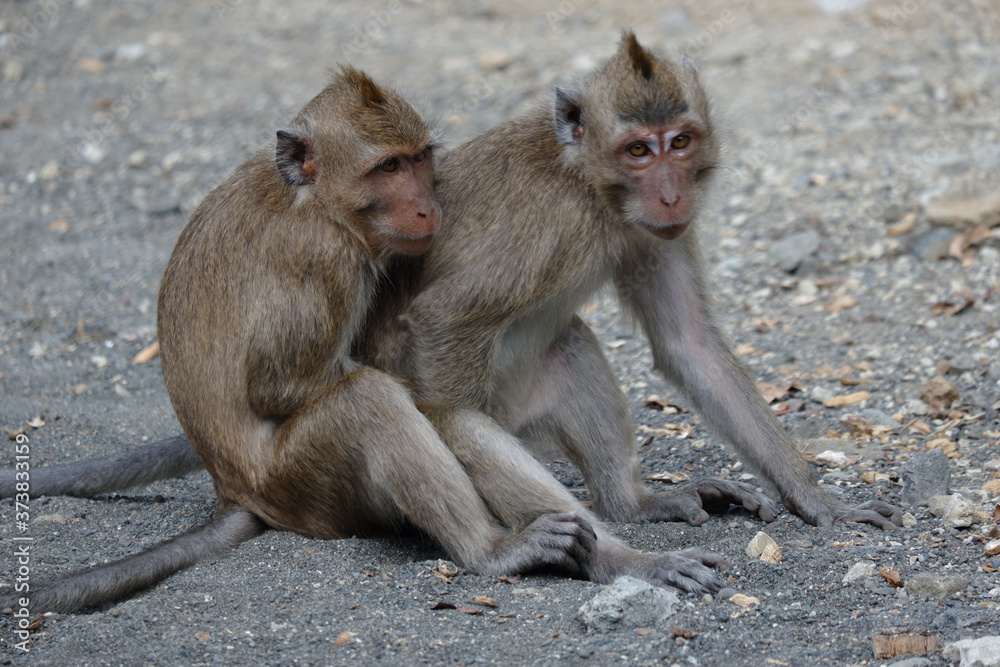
[0,435,201,499]
[404,287,501,411]
[619,235,901,529]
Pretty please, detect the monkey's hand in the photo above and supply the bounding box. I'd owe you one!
[637,477,779,526]
[782,490,902,530]
[627,548,727,594]
[486,512,598,576]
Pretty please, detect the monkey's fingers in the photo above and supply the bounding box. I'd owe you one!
[838,500,903,531]
[647,550,727,594]
[643,478,777,525]
[517,513,596,573]
[686,478,780,523]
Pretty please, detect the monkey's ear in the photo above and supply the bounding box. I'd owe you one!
[553,87,584,145]
[275,129,318,186]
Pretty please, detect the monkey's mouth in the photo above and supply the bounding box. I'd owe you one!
[644,222,688,241]
[391,234,436,256]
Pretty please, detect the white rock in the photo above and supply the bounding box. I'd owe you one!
[577,576,679,632]
[843,561,876,584]
[746,531,778,558]
[943,636,1000,667]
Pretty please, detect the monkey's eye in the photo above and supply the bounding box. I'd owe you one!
[379,157,401,173]
[670,134,691,150]
[627,143,651,157]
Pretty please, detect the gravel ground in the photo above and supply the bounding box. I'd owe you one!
[2,1,999,665]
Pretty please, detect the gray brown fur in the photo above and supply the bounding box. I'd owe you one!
[401,31,901,530]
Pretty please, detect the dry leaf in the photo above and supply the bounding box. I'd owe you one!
[670,627,697,639]
[26,416,46,429]
[194,630,211,641]
[334,631,357,645]
[923,437,960,458]
[635,627,656,637]
[824,295,856,313]
[879,567,903,588]
[5,427,26,440]
[823,391,871,408]
[734,343,756,355]
[871,630,939,659]
[430,601,457,610]
[861,471,890,484]
[133,341,160,364]
[646,471,690,484]
[886,212,916,237]
[758,381,792,404]
[432,560,458,581]
[930,299,974,317]
[457,606,483,616]
[729,594,760,608]
[948,223,994,262]
[498,575,521,585]
[78,57,106,73]
[49,219,70,232]
[472,595,497,608]
[643,395,687,413]
[921,377,960,414]
[760,543,783,563]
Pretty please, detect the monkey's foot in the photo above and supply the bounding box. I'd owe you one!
[627,548,727,594]
[635,477,778,526]
[482,512,598,576]
[782,491,903,530]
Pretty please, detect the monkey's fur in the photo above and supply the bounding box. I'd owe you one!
[401,32,899,530]
[1,34,900,614]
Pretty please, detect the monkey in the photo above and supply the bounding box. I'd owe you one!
[397,31,902,531]
[1,66,730,614]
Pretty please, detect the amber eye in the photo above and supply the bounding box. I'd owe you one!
[671,134,691,150]
[379,157,400,173]
[627,143,651,157]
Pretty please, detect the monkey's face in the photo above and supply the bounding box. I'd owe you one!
[614,123,703,240]
[363,146,441,256]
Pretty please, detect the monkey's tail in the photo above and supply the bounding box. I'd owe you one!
[2,506,264,614]
[0,435,202,499]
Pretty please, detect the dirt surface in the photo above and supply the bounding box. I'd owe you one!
[2,1,1000,665]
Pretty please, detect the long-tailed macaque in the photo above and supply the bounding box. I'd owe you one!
[401,32,901,530]
[1,66,731,614]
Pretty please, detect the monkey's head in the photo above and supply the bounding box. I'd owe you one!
[275,67,441,256]
[553,31,719,241]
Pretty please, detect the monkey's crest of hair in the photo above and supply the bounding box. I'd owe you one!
[293,66,431,157]
[602,30,690,126]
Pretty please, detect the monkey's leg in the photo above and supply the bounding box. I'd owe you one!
[253,368,594,578]
[622,239,900,529]
[0,435,201,499]
[430,408,725,593]
[511,317,777,526]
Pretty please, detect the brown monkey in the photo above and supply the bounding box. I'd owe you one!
[401,32,902,530]
[3,67,729,614]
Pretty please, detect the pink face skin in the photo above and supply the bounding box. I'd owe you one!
[368,148,441,255]
[617,124,701,240]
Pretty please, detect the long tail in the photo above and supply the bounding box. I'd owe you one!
[0,435,202,498]
[2,506,264,613]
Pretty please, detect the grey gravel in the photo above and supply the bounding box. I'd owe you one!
[2,1,1000,666]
